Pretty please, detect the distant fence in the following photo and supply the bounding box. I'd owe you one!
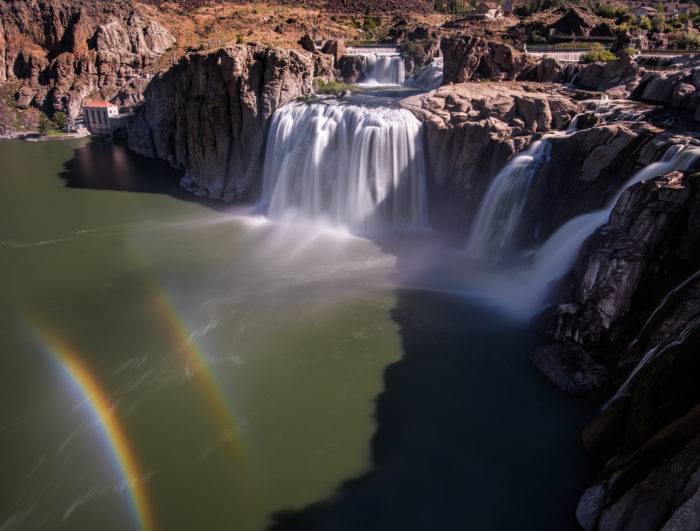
[550,33,617,42]
[526,50,585,62]
[346,45,401,54]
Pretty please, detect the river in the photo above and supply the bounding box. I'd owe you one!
[0,138,594,530]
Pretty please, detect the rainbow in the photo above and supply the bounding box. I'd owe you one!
[147,285,245,449]
[146,284,258,504]
[32,323,157,531]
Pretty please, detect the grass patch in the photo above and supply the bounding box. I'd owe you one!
[314,79,359,94]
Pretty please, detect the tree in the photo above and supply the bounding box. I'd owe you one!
[38,114,54,135]
[52,111,67,131]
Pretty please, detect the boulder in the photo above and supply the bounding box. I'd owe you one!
[531,344,610,400]
[299,33,315,52]
[440,35,489,83]
[337,54,365,83]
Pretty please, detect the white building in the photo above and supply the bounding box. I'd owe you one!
[82,100,119,134]
[475,2,503,19]
[627,1,691,16]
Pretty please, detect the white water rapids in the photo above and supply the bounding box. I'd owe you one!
[346,47,405,86]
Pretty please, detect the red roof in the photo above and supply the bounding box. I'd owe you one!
[83,99,115,108]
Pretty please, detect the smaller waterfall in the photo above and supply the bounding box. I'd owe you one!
[346,47,405,86]
[261,101,428,230]
[605,316,700,409]
[522,144,700,307]
[603,269,700,408]
[404,58,443,91]
[466,139,552,262]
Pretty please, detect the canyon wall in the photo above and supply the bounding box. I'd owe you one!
[128,45,314,201]
[0,0,175,123]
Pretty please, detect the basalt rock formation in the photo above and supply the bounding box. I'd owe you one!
[534,166,700,530]
[573,54,700,120]
[401,82,579,237]
[128,44,314,201]
[0,0,174,122]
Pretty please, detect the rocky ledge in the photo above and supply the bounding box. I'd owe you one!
[401,82,579,237]
[534,164,700,530]
[128,44,315,201]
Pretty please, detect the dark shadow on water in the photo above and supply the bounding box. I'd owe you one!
[269,287,596,531]
[57,138,233,212]
[56,137,596,530]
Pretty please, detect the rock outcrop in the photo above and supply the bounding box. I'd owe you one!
[128,44,314,201]
[573,54,700,121]
[440,36,536,84]
[401,82,579,237]
[533,161,700,529]
[0,0,174,123]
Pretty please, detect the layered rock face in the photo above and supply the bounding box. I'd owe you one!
[128,45,314,201]
[534,166,700,530]
[439,35,569,85]
[0,0,174,122]
[401,82,579,237]
[573,54,700,121]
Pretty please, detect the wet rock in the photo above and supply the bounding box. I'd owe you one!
[531,344,609,400]
[337,54,365,83]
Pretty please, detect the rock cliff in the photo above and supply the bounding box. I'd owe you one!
[128,44,314,201]
[534,166,700,530]
[401,82,580,237]
[0,0,174,123]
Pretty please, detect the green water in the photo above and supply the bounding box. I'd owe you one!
[0,138,594,531]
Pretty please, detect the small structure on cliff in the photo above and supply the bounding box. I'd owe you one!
[475,2,503,19]
[82,100,120,134]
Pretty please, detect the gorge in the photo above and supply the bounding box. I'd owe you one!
[2,1,700,530]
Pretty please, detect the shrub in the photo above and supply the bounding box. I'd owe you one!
[637,16,653,30]
[38,113,56,135]
[52,111,67,131]
[580,43,618,63]
[313,79,359,94]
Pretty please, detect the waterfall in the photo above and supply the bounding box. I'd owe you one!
[465,139,552,263]
[605,316,700,409]
[404,58,443,91]
[346,47,405,86]
[261,101,428,231]
[602,269,700,409]
[522,144,700,306]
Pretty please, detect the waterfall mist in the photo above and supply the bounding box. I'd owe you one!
[461,144,700,318]
[261,101,428,231]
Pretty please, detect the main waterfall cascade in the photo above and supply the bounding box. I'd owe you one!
[261,101,428,230]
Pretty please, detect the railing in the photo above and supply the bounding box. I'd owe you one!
[549,33,617,42]
[346,46,401,55]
